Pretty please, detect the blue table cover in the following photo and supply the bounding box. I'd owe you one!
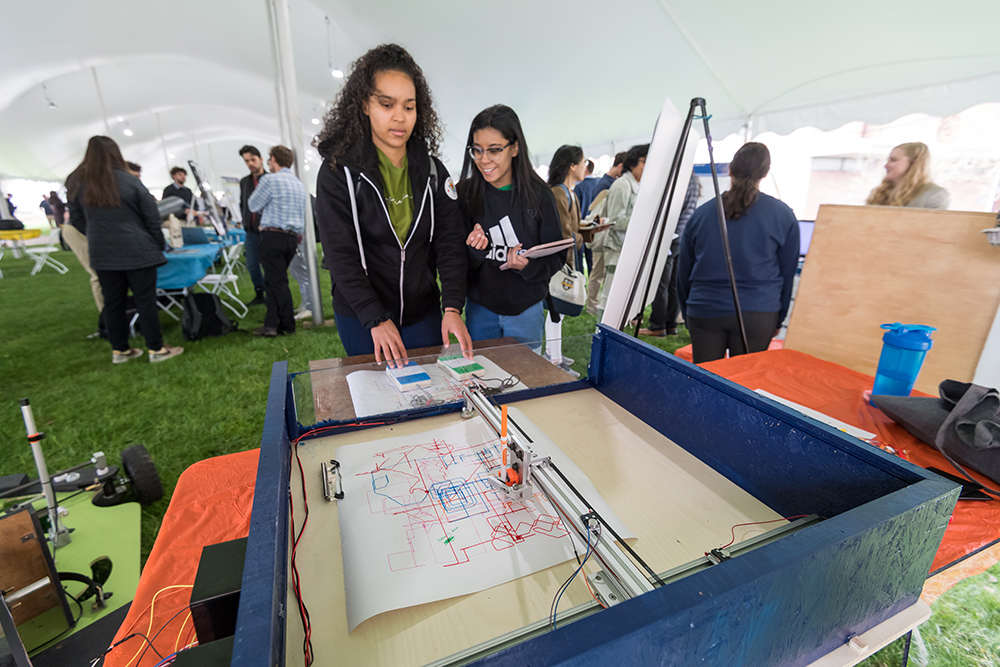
[157,244,222,290]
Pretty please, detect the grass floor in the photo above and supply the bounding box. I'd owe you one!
[1,247,997,666]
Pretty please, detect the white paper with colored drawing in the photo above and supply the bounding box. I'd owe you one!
[335,410,632,631]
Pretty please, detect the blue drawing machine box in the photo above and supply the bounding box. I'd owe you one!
[232,326,956,666]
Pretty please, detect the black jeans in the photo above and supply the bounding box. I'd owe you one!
[259,230,298,333]
[96,266,163,352]
[686,311,780,363]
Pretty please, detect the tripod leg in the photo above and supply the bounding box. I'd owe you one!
[698,99,750,355]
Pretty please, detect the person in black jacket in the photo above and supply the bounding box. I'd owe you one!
[458,105,563,349]
[238,145,266,305]
[162,167,193,208]
[67,136,184,364]
[314,43,471,363]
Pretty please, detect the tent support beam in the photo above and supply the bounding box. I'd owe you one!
[90,67,111,135]
[268,0,324,326]
[655,0,747,116]
[156,112,171,173]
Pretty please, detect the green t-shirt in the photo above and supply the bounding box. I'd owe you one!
[377,148,414,244]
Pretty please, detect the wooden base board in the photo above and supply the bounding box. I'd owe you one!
[285,388,787,667]
[785,205,1000,394]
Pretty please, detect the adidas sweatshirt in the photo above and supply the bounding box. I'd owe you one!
[463,181,565,316]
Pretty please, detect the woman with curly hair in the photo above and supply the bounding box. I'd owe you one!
[314,43,471,362]
[865,142,949,210]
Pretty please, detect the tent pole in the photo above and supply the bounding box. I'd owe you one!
[156,112,171,173]
[91,68,111,135]
[266,0,292,146]
[0,180,10,219]
[268,0,324,326]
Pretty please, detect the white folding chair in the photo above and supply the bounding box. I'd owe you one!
[155,288,187,321]
[26,232,69,276]
[197,242,248,319]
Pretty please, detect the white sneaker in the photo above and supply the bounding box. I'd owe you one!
[149,345,184,363]
[294,309,312,321]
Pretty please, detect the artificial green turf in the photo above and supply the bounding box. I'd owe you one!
[3,247,995,665]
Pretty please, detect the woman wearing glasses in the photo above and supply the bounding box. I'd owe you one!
[459,105,564,347]
[314,44,472,362]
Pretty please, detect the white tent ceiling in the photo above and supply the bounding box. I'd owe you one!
[2,0,999,192]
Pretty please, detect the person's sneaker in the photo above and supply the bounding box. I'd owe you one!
[149,345,184,363]
[293,309,312,321]
[558,362,581,378]
[245,291,265,307]
[638,328,669,338]
[253,326,278,337]
[112,348,144,364]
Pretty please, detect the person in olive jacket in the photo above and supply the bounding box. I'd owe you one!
[314,44,471,363]
[66,136,184,364]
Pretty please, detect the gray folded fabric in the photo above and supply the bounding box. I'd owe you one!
[873,380,1000,489]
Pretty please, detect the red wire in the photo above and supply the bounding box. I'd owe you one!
[286,419,392,667]
[711,515,809,554]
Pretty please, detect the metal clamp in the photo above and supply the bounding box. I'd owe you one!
[322,460,344,501]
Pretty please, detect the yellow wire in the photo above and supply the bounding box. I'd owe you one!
[122,584,193,667]
[174,611,192,654]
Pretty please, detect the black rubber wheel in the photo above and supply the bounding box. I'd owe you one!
[121,445,163,505]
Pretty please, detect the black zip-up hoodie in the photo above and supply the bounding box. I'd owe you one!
[315,139,467,330]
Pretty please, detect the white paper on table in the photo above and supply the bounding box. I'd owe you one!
[335,410,633,631]
[345,355,527,418]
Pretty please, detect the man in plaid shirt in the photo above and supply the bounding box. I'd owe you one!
[248,145,307,336]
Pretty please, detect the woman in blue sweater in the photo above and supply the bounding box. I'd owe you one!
[677,142,799,363]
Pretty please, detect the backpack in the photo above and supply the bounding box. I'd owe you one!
[181,292,235,341]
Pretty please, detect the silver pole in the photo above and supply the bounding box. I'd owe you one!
[0,179,10,218]
[19,399,68,549]
[267,0,292,146]
[269,0,324,325]
[91,67,111,135]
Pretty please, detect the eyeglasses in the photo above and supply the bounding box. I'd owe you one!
[468,142,511,161]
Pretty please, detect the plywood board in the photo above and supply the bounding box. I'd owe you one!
[784,205,1000,394]
[285,389,787,667]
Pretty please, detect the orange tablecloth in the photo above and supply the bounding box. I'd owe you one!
[104,449,258,667]
[699,349,1000,602]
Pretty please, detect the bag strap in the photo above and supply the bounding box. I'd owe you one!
[545,294,561,323]
[557,183,573,210]
[187,294,203,339]
[343,166,368,275]
[213,294,235,331]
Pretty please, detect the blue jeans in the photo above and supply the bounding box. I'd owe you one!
[465,299,544,350]
[244,230,264,292]
[334,310,443,357]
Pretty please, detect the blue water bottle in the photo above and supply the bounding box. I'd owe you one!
[871,323,936,401]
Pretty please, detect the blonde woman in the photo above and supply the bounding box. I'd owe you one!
[865,142,949,210]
